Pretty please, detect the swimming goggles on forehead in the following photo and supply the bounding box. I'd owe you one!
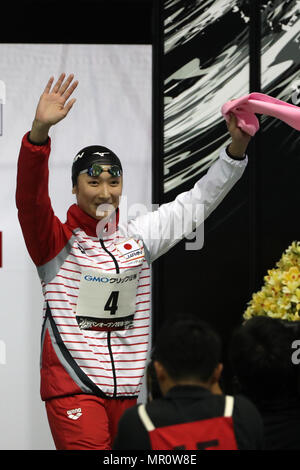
[79,163,122,178]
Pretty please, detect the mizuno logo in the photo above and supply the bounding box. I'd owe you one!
[67,408,82,420]
[93,152,110,157]
[73,152,85,162]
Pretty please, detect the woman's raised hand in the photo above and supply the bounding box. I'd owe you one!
[30,74,78,144]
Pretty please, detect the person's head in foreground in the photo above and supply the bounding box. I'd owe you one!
[229,316,299,407]
[71,145,123,221]
[151,316,223,396]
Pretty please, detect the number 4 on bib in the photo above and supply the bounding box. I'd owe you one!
[105,291,119,315]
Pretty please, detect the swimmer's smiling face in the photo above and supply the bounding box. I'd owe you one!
[72,165,123,220]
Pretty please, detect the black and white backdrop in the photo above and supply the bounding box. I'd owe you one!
[152,0,300,388]
[0,0,300,449]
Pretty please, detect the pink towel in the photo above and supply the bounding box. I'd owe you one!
[221,92,300,136]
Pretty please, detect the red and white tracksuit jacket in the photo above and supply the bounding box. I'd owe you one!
[16,132,247,402]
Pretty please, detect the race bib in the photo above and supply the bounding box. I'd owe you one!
[76,268,139,331]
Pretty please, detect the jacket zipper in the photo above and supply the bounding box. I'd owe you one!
[100,238,119,398]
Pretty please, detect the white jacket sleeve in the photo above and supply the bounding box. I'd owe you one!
[127,148,248,263]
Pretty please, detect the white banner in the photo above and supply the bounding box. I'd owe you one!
[0,43,152,450]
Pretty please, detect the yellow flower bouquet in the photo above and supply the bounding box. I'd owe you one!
[244,241,300,322]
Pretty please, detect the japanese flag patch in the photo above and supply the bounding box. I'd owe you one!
[115,239,144,262]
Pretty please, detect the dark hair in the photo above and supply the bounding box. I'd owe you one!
[152,316,222,382]
[229,316,298,403]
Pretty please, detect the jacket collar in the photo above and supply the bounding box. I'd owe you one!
[166,385,214,400]
[66,204,119,238]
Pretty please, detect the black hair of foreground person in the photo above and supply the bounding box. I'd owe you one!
[151,316,222,384]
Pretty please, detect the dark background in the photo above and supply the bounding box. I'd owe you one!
[2,0,300,393]
[1,0,153,44]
